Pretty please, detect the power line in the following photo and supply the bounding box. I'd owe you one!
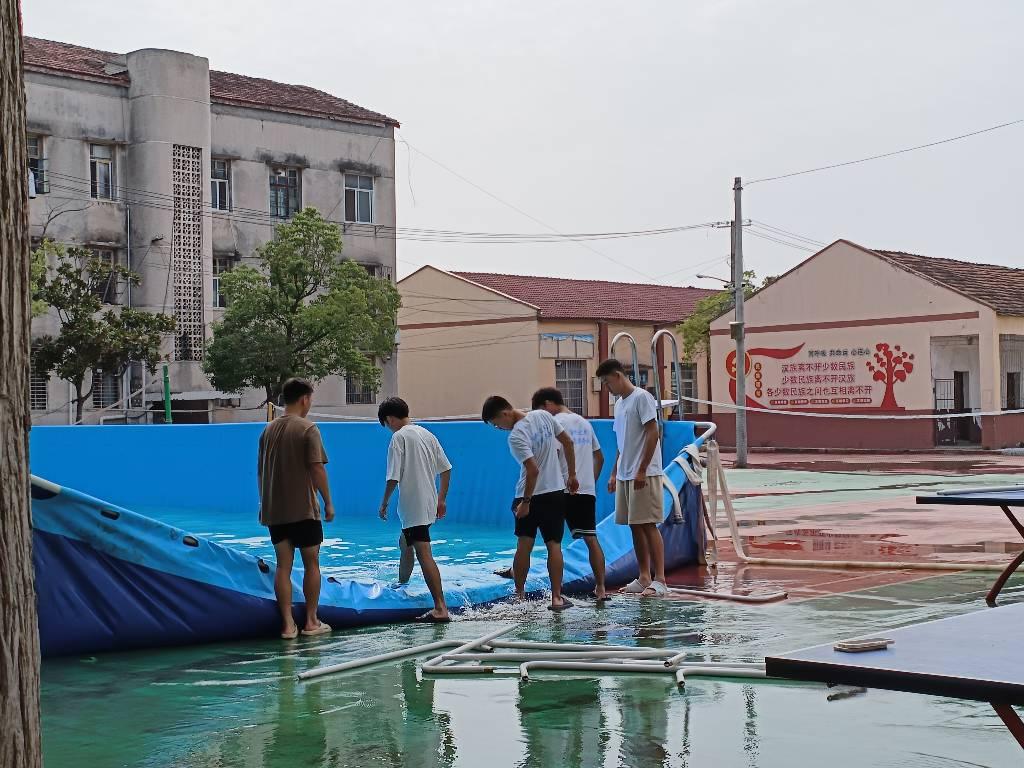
[750,220,826,247]
[745,228,817,253]
[747,118,1024,185]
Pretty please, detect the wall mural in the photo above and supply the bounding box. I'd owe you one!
[726,342,916,411]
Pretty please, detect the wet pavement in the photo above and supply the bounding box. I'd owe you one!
[40,462,1024,767]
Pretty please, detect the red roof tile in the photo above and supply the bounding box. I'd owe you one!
[22,37,398,127]
[454,272,720,323]
[876,250,1024,317]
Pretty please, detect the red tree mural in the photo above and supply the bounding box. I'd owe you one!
[866,343,915,409]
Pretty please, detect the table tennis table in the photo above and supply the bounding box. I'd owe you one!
[766,601,1024,749]
[916,485,1024,606]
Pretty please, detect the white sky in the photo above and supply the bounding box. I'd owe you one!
[23,0,1024,288]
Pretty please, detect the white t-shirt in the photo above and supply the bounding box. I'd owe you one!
[386,424,453,529]
[554,411,601,497]
[508,409,565,497]
[613,388,663,481]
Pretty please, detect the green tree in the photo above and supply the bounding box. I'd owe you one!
[678,271,765,361]
[33,242,175,422]
[30,239,57,317]
[203,207,400,403]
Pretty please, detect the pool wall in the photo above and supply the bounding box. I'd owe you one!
[29,420,695,526]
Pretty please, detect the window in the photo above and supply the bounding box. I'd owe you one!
[361,262,393,282]
[345,371,376,405]
[90,144,114,200]
[30,349,48,411]
[344,173,374,223]
[27,135,48,194]
[680,362,697,415]
[211,159,230,211]
[212,256,233,308]
[269,167,299,218]
[1009,372,1021,411]
[91,369,121,409]
[89,248,119,304]
[555,359,587,416]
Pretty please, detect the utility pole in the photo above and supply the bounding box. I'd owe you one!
[731,176,748,468]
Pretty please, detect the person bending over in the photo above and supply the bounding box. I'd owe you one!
[378,397,453,622]
[482,395,578,611]
[258,377,334,639]
[531,386,609,603]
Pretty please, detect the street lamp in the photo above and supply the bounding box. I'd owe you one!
[696,274,733,290]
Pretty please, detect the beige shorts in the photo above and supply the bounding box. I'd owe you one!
[614,475,665,525]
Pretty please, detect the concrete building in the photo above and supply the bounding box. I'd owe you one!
[709,240,1024,449]
[24,37,399,424]
[397,266,717,419]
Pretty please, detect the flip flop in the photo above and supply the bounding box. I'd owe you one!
[641,581,668,598]
[300,622,332,637]
[590,593,613,604]
[547,598,575,612]
[414,612,452,623]
[494,567,514,579]
[620,579,646,594]
[280,626,299,640]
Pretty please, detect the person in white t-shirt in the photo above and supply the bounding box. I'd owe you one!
[595,358,668,598]
[531,387,609,603]
[481,394,579,611]
[377,397,453,622]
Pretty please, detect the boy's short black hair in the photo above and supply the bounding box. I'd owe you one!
[531,387,564,410]
[281,377,314,405]
[481,395,513,422]
[377,396,410,426]
[595,358,626,378]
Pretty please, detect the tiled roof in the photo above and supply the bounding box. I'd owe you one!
[876,250,1024,316]
[22,37,399,127]
[454,271,720,323]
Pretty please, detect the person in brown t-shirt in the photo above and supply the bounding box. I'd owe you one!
[258,377,334,639]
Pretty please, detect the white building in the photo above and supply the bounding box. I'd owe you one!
[24,37,399,424]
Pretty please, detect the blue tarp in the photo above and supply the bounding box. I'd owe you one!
[30,420,705,656]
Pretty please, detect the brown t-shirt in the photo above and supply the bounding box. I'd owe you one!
[257,415,329,526]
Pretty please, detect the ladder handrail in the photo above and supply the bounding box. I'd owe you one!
[609,331,640,387]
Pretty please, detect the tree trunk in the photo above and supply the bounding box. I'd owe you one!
[0,1,44,766]
[74,380,84,424]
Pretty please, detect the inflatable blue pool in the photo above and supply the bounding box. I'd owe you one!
[30,420,706,657]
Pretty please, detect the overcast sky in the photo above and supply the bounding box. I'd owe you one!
[24,1,1024,288]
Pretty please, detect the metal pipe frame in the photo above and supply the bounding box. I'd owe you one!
[444,649,675,662]
[420,625,517,676]
[488,640,669,653]
[664,653,765,669]
[609,332,641,391]
[520,660,680,681]
[298,639,467,681]
[667,586,788,604]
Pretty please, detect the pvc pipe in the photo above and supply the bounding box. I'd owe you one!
[421,625,516,675]
[675,666,767,688]
[709,443,1008,573]
[298,639,465,681]
[664,654,765,669]
[668,587,788,604]
[489,640,690,653]
[519,661,679,681]
[444,650,675,662]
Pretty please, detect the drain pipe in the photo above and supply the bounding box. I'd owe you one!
[709,442,1006,573]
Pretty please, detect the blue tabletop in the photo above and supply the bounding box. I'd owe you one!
[766,602,1024,705]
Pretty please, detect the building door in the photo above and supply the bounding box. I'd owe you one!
[933,378,955,446]
[953,370,972,442]
[555,359,587,416]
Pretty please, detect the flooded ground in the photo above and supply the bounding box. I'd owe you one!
[40,463,1024,767]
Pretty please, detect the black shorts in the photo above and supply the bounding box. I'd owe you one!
[402,524,431,546]
[268,519,324,549]
[565,494,597,539]
[512,490,565,544]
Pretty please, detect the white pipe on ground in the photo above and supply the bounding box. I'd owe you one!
[668,587,788,603]
[444,649,675,662]
[298,639,465,681]
[675,666,768,687]
[489,640,696,652]
[709,445,1007,573]
[421,625,517,675]
[664,654,765,669]
[519,660,679,681]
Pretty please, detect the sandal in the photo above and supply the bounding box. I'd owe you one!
[641,581,668,598]
[620,579,646,594]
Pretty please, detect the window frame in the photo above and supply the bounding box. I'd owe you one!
[212,255,234,309]
[89,143,115,200]
[88,247,119,305]
[345,370,377,405]
[27,134,48,195]
[211,159,231,211]
[344,173,374,224]
[91,368,121,410]
[269,166,300,219]
[554,359,588,416]
[30,346,48,411]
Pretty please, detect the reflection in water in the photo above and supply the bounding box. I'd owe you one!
[517,677,607,767]
[743,686,760,768]
[263,653,328,768]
